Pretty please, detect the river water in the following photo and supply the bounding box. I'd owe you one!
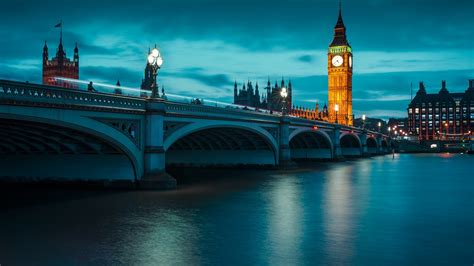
[1,153,473,265]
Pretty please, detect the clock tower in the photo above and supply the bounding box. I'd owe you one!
[328,3,353,126]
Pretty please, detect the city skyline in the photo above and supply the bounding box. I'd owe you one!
[1,0,473,118]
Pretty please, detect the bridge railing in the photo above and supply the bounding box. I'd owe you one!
[0,80,146,111]
[164,101,283,122]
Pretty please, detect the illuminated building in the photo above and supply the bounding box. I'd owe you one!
[42,38,79,89]
[327,4,353,125]
[407,80,474,140]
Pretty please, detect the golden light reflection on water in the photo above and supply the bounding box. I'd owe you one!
[323,165,356,264]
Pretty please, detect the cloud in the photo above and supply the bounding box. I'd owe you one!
[296,55,314,63]
[168,67,233,87]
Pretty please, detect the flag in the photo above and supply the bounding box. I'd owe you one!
[55,22,62,28]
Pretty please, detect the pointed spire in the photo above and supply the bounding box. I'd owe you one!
[74,42,78,53]
[116,80,121,86]
[330,0,349,47]
[337,0,344,28]
[43,41,48,62]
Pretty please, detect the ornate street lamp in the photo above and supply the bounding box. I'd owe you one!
[362,114,366,129]
[378,121,382,132]
[280,87,288,115]
[147,47,163,98]
[388,126,391,137]
[334,104,339,124]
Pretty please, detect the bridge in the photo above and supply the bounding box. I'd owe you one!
[0,80,391,189]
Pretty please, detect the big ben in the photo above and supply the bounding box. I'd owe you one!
[328,3,353,126]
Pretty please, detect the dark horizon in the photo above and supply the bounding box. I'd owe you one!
[1,0,473,118]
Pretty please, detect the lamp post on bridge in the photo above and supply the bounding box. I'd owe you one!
[334,104,339,124]
[362,114,366,129]
[378,121,382,133]
[280,87,288,116]
[147,47,163,98]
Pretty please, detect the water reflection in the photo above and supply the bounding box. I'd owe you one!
[265,175,304,265]
[122,208,202,265]
[1,154,473,265]
[323,164,356,264]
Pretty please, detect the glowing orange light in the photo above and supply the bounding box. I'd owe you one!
[313,126,318,130]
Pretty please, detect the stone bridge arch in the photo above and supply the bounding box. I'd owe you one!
[366,137,378,154]
[340,132,362,157]
[163,121,279,166]
[289,128,333,160]
[0,107,144,183]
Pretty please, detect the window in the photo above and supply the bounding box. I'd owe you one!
[415,108,419,114]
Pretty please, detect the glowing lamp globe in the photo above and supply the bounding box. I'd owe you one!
[334,104,339,112]
[280,87,288,98]
[157,57,163,67]
[148,54,155,64]
[152,48,160,57]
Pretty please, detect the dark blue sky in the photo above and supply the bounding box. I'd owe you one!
[1,0,473,118]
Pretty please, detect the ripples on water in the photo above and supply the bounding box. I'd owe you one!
[0,153,473,265]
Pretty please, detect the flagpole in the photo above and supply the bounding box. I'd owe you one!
[60,19,63,42]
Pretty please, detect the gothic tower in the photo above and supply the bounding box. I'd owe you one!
[327,2,353,125]
[42,34,79,88]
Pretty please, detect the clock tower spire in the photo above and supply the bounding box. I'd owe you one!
[327,0,353,126]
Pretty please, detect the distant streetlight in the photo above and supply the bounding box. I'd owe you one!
[362,114,366,129]
[280,87,288,115]
[147,47,163,98]
[378,121,382,132]
[334,104,339,124]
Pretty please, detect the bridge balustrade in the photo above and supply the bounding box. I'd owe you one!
[0,80,146,111]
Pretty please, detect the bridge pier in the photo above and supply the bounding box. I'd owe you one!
[376,136,382,154]
[279,116,296,168]
[332,126,343,159]
[141,99,176,190]
[360,132,368,156]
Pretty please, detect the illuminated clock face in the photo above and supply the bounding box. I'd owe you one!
[332,55,343,67]
[349,56,352,67]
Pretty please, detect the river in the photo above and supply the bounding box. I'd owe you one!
[0,153,473,265]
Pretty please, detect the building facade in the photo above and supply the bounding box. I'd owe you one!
[42,38,79,89]
[327,5,353,126]
[408,80,474,140]
[233,78,293,112]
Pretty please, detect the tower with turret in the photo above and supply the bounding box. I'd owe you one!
[327,2,353,125]
[42,31,79,88]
